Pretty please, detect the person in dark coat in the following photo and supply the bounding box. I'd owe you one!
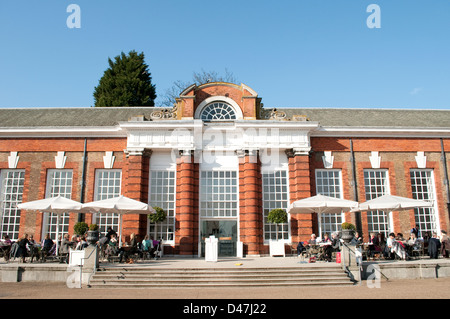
[428,232,441,259]
[367,233,379,260]
[17,233,30,263]
[441,231,450,258]
[410,224,420,239]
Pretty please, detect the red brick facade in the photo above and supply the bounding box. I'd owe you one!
[0,83,449,257]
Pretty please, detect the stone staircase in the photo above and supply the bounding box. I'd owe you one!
[88,265,355,288]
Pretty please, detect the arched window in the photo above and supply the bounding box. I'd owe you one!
[200,102,237,121]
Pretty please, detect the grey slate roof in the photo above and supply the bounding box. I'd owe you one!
[0,107,449,129]
[0,107,163,127]
[280,108,450,128]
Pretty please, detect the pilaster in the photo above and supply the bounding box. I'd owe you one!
[238,149,263,256]
[287,148,313,243]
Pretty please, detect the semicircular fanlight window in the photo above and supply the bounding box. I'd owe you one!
[200,102,237,121]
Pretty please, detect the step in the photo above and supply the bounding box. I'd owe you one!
[88,280,354,288]
[88,266,354,288]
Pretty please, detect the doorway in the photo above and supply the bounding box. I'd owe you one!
[200,220,237,257]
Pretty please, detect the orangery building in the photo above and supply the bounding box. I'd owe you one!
[0,82,449,257]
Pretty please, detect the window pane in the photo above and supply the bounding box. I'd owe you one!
[148,170,176,241]
[199,171,238,218]
[44,170,73,241]
[315,170,343,236]
[262,170,289,241]
[0,170,25,241]
[95,169,122,235]
[363,169,390,237]
[200,102,237,121]
[410,170,437,234]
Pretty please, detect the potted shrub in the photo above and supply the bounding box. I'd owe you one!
[148,207,166,241]
[267,208,288,256]
[73,221,89,236]
[86,223,99,246]
[340,222,356,243]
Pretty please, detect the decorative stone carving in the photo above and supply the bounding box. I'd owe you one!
[415,151,427,168]
[268,108,287,120]
[103,151,115,169]
[8,152,19,169]
[150,105,178,120]
[260,108,309,121]
[55,151,67,169]
[322,151,334,169]
[369,151,381,169]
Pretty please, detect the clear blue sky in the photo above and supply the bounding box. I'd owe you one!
[1,0,449,109]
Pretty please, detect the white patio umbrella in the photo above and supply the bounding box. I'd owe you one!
[17,195,84,256]
[288,194,359,214]
[353,194,432,212]
[81,195,156,247]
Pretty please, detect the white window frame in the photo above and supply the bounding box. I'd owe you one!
[199,170,239,218]
[93,169,122,235]
[315,169,345,238]
[410,169,440,235]
[363,169,392,237]
[147,169,176,243]
[194,96,244,120]
[0,169,25,241]
[43,169,73,241]
[262,169,290,242]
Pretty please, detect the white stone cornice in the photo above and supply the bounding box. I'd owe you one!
[312,126,450,138]
[0,126,124,138]
[121,120,317,153]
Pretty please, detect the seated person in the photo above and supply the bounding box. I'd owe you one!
[387,232,407,260]
[41,234,54,256]
[323,232,340,262]
[296,241,306,257]
[406,232,420,255]
[75,235,88,250]
[307,234,317,246]
[1,235,12,246]
[105,234,119,258]
[17,233,30,263]
[0,235,12,261]
[119,233,141,263]
[141,235,153,253]
[150,236,161,259]
[367,233,380,260]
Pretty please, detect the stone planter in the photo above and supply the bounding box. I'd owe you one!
[86,230,99,246]
[341,229,355,244]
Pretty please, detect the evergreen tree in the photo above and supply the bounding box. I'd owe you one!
[93,51,156,107]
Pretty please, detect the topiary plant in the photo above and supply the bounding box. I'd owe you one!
[267,208,288,240]
[74,221,89,236]
[89,223,99,231]
[148,207,166,240]
[341,222,356,230]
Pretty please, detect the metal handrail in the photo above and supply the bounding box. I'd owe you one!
[72,245,98,289]
[341,241,390,282]
[340,241,362,285]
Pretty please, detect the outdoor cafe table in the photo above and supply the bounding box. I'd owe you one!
[305,244,325,260]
